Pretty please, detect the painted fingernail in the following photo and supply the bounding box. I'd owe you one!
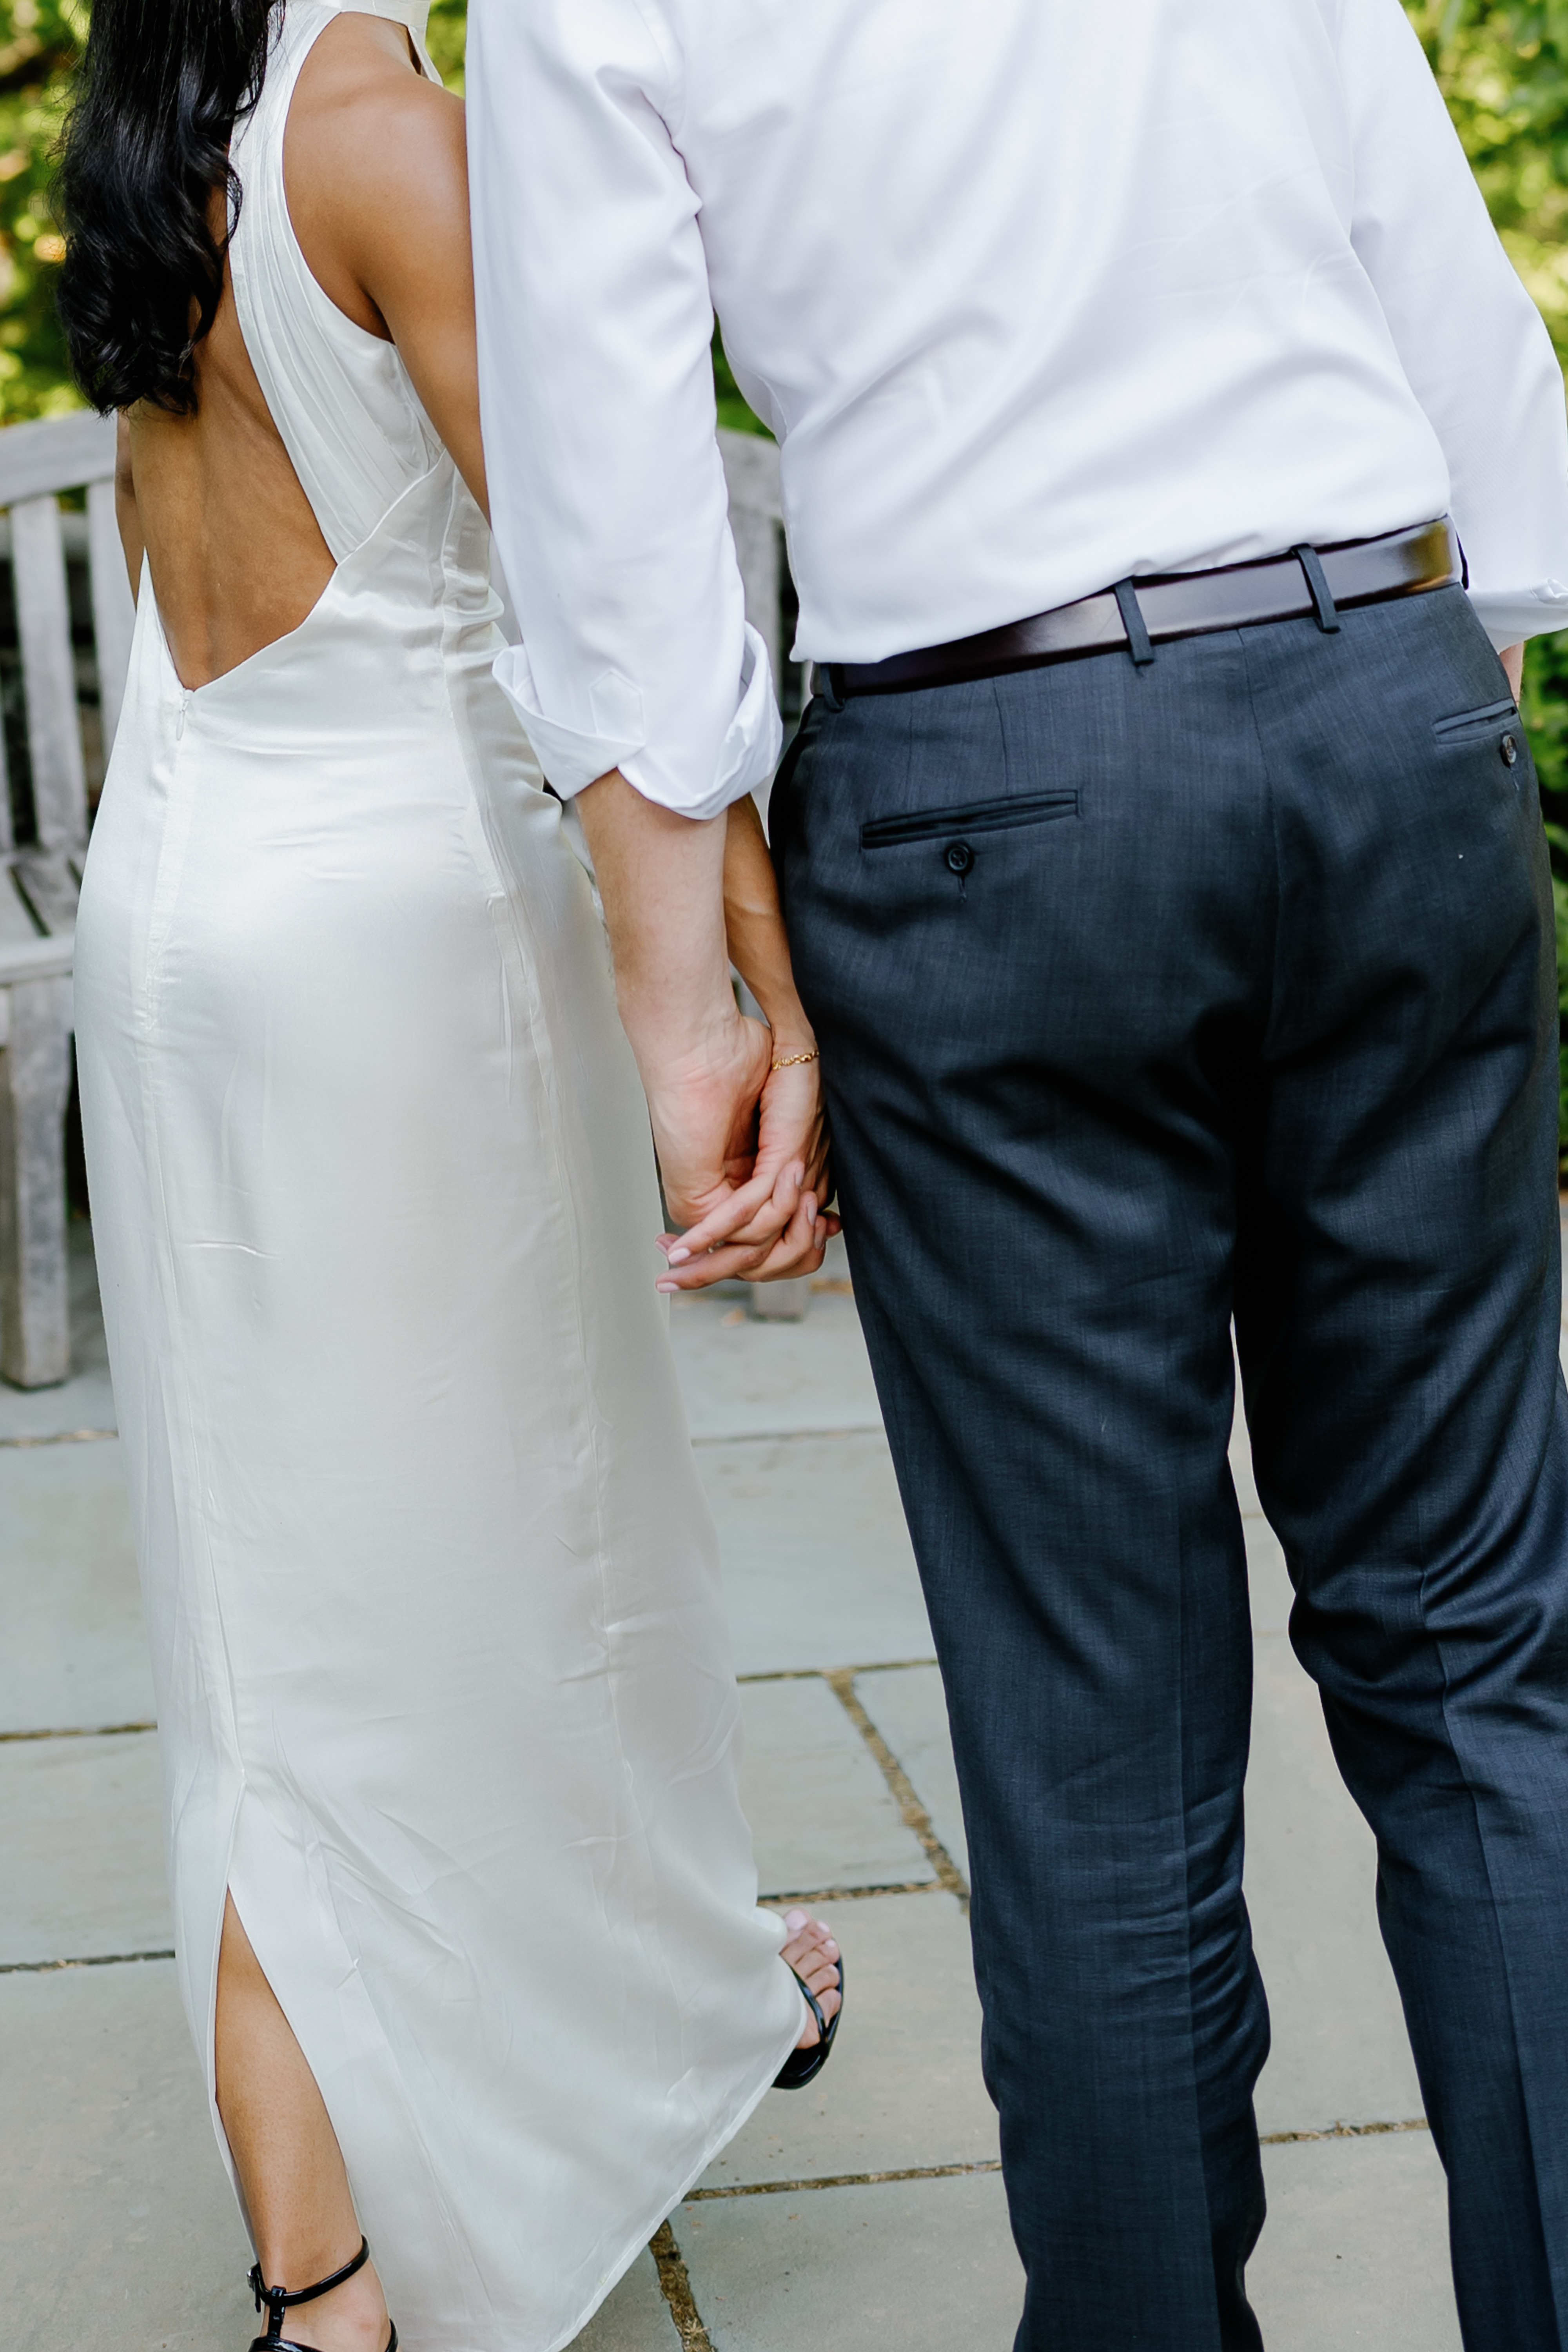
[784,1907,808,1931]
[668,1246,691,1265]
[656,1280,678,1294]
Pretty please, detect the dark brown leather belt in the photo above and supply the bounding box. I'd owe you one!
[828,517,1462,697]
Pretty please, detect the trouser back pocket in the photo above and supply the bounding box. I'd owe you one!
[860,790,1078,850]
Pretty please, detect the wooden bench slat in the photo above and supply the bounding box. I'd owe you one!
[11,494,88,898]
[86,477,136,760]
[0,410,117,506]
[0,967,73,1386]
[0,929,74,984]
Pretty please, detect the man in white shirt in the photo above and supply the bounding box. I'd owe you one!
[469,2,1568,2342]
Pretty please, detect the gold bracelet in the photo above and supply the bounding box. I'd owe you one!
[770,1047,820,1071]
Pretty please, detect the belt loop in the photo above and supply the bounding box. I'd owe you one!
[1294,544,1341,634]
[821,664,846,712]
[1112,579,1156,667]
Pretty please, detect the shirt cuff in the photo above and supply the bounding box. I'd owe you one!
[491,624,783,819]
[1465,582,1568,652]
[491,642,645,797]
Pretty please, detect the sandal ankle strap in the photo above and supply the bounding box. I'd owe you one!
[250,2236,371,2336]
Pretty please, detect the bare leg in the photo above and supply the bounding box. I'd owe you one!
[216,1894,390,2352]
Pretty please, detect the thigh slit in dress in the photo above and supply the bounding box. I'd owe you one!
[72,6,803,2344]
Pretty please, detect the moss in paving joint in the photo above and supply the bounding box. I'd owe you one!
[689,2159,1003,2201]
[0,1947,175,1975]
[763,1879,943,1906]
[0,1719,156,1742]
[737,1659,938,1684]
[649,2220,715,2351]
[823,1667,970,1906]
[1261,2117,1429,2144]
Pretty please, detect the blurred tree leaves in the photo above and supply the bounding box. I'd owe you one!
[0,0,86,423]
[424,0,466,93]
[0,0,466,424]
[1406,0,1568,358]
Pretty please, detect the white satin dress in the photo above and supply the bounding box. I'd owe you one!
[72,5,803,2345]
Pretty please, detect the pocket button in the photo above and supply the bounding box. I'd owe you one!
[1501,733,1519,768]
[945,840,974,875]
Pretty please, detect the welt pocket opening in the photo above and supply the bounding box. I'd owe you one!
[1432,698,1519,744]
[860,789,1079,849]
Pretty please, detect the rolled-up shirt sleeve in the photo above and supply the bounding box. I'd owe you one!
[466,0,780,817]
[1338,0,1568,648]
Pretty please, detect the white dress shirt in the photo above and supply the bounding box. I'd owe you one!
[468,0,1568,820]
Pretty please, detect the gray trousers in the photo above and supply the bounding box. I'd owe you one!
[773,585,1568,2352]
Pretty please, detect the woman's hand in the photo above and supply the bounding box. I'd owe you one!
[653,1031,838,1290]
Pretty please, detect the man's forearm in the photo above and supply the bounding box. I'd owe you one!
[1501,642,1524,699]
[573,766,827,1271]
[575,768,735,1072]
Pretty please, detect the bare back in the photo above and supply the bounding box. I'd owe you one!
[120,9,485,693]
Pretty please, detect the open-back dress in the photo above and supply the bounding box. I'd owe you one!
[71,4,803,2343]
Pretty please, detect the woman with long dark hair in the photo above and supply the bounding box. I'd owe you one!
[55,5,843,2345]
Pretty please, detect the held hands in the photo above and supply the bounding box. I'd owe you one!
[647,1011,839,1293]
[572,768,836,1294]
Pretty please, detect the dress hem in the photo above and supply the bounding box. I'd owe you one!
[537,1982,807,2352]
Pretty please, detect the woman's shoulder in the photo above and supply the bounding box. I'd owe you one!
[283,12,468,339]
[287,12,464,191]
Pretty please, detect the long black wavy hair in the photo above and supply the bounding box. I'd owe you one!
[56,0,279,415]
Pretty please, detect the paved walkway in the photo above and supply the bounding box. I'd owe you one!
[1,1226,1477,2348]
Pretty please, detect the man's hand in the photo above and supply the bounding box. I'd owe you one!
[575,769,831,1289]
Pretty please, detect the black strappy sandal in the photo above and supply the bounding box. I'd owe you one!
[249,2235,397,2352]
[773,1950,845,2090]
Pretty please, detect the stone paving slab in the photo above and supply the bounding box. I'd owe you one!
[853,1666,968,1882]
[1230,1389,1260,1515]
[0,1960,252,2352]
[0,1438,150,1733]
[704,1893,993,2190]
[1245,1512,1292,1636]
[570,2253,678,2351]
[0,1955,673,2352]
[1,1225,1468,2350]
[739,1679,933,1896]
[1246,1640,1423,2136]
[0,1730,169,1966]
[1251,2131,1460,2348]
[699,1436,931,1676]
[668,1283,882,1443]
[676,2170,1023,2351]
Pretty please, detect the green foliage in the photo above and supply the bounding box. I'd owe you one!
[1406,0,1568,360]
[0,0,468,425]
[424,0,466,93]
[713,326,767,437]
[0,0,86,423]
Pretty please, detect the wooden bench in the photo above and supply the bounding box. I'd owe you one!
[0,410,131,1389]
